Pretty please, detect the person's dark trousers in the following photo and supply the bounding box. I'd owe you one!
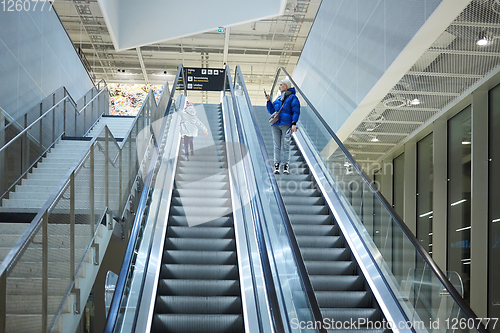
[183,136,194,157]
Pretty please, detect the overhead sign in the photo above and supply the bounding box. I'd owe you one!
[184,68,225,91]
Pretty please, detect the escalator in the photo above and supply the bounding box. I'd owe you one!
[152,104,244,332]
[253,112,387,330]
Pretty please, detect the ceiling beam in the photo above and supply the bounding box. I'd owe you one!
[136,47,149,84]
[406,71,483,79]
[389,90,460,97]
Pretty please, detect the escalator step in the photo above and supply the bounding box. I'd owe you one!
[171,197,231,207]
[164,238,235,251]
[283,196,324,206]
[305,261,355,275]
[155,296,241,314]
[174,180,230,191]
[152,314,243,333]
[163,250,236,265]
[167,226,234,239]
[173,189,229,198]
[280,188,321,196]
[169,205,232,217]
[174,173,228,182]
[321,308,381,324]
[292,224,338,236]
[286,205,329,215]
[301,248,350,261]
[160,264,239,280]
[289,214,333,225]
[296,235,343,248]
[310,275,364,291]
[158,279,240,296]
[315,291,371,308]
[168,216,233,228]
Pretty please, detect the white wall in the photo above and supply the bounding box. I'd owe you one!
[0,8,94,119]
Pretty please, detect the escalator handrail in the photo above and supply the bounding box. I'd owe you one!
[225,66,288,333]
[104,64,183,333]
[272,67,487,331]
[233,65,327,333]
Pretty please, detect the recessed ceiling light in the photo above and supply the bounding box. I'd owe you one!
[370,136,379,142]
[411,98,420,105]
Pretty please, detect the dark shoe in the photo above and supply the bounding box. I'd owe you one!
[274,163,280,174]
[190,150,194,156]
[283,163,290,175]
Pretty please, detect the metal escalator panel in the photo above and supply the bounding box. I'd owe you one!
[151,104,245,333]
[253,109,388,332]
[259,67,487,333]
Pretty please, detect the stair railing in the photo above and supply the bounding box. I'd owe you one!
[0,74,172,332]
[0,81,109,202]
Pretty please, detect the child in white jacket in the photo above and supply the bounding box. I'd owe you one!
[180,101,208,159]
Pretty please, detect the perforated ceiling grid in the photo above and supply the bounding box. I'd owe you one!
[342,0,500,163]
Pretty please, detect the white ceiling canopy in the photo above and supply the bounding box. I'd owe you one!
[97,0,286,51]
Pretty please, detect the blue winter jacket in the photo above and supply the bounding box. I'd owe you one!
[266,87,300,126]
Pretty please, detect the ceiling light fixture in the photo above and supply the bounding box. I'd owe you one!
[370,136,379,142]
[411,98,420,105]
[477,37,489,46]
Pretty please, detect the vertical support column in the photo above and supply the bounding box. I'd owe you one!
[39,103,43,153]
[22,113,29,172]
[42,211,48,332]
[404,142,417,235]
[0,271,6,333]
[470,89,488,317]
[70,172,75,281]
[432,117,447,271]
[63,98,67,136]
[105,128,110,229]
[52,93,56,143]
[0,108,5,196]
[90,144,95,235]
[119,150,123,215]
[83,95,87,136]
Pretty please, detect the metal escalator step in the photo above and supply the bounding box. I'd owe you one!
[310,275,364,291]
[289,214,333,225]
[178,161,228,168]
[296,235,343,248]
[161,264,239,280]
[301,248,350,261]
[283,196,324,206]
[280,188,320,196]
[158,279,240,296]
[177,166,228,175]
[286,205,329,215]
[173,189,229,198]
[164,238,235,251]
[174,173,228,183]
[315,291,371,308]
[169,206,232,217]
[174,181,230,191]
[152,314,243,333]
[155,296,241,314]
[320,308,381,324]
[275,174,312,182]
[182,155,226,162]
[163,250,236,265]
[305,261,355,275]
[171,197,231,207]
[292,224,338,236]
[167,226,234,239]
[168,216,233,227]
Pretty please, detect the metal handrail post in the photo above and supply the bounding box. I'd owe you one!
[22,113,29,172]
[70,172,76,282]
[119,149,123,214]
[105,127,110,228]
[42,211,49,332]
[91,142,95,234]
[0,108,5,196]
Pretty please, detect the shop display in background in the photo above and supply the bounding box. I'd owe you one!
[108,84,163,116]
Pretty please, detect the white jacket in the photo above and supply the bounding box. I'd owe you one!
[180,106,207,137]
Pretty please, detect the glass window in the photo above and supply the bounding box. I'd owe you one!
[489,83,500,319]
[417,134,433,256]
[393,153,405,278]
[447,106,471,304]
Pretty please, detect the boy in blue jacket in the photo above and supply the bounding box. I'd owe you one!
[265,78,300,175]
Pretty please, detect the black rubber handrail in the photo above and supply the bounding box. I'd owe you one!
[224,66,288,333]
[234,66,327,333]
[273,67,488,333]
[104,64,183,333]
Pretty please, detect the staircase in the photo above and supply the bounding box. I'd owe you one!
[151,104,244,333]
[253,106,388,332]
[0,115,136,332]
